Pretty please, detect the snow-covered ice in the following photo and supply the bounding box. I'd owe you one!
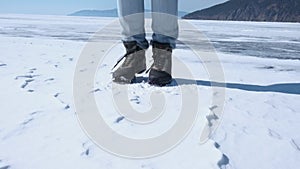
[0,14,299,169]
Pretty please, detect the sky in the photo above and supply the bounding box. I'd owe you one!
[0,0,228,15]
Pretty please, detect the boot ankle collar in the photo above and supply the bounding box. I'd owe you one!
[151,41,172,51]
[123,41,143,54]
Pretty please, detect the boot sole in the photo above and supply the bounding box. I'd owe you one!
[148,69,172,86]
[113,69,146,84]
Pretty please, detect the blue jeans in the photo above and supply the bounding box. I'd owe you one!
[117,0,178,49]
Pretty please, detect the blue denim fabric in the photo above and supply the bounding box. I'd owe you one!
[117,0,178,49]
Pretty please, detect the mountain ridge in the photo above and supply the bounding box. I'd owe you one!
[183,0,300,22]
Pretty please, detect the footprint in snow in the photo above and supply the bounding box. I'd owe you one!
[268,128,282,140]
[290,139,300,151]
[21,79,34,89]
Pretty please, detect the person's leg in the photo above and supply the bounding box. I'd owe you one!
[149,0,178,86]
[117,0,149,49]
[113,0,148,83]
[151,0,178,49]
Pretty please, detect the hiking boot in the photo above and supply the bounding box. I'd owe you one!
[149,41,173,86]
[112,41,146,83]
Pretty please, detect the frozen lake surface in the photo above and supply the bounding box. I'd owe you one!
[0,14,299,169]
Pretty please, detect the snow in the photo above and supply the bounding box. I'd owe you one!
[0,14,300,169]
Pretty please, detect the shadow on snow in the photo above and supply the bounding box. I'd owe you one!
[134,77,300,95]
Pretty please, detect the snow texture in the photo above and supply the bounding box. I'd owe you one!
[0,14,299,169]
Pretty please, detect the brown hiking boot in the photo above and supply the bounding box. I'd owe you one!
[112,41,146,83]
[149,41,173,86]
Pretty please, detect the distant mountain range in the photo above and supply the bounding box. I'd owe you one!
[69,9,118,17]
[69,9,187,18]
[183,0,300,22]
